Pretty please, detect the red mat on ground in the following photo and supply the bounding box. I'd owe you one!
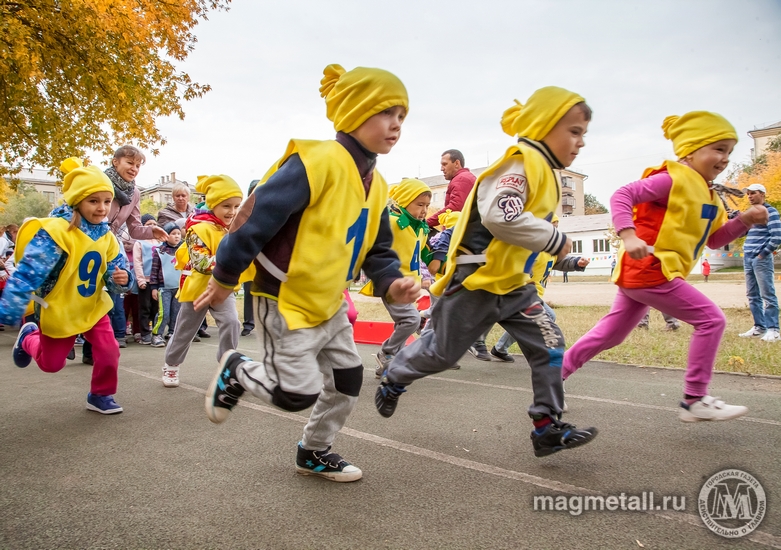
[416,294,430,311]
[353,321,416,346]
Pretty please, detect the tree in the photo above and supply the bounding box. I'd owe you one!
[139,197,163,217]
[0,184,54,225]
[584,193,609,215]
[0,0,230,183]
[728,151,781,213]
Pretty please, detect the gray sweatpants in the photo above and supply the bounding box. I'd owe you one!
[164,294,240,365]
[236,297,362,451]
[387,264,566,417]
[381,298,420,356]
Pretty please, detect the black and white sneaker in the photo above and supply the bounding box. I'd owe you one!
[530,418,597,457]
[205,350,247,424]
[295,442,362,482]
[469,340,492,361]
[375,374,406,418]
[490,346,515,363]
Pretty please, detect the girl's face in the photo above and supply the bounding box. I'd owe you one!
[173,190,190,212]
[77,192,114,224]
[684,139,736,182]
[213,197,242,226]
[112,155,143,182]
[167,229,182,246]
[541,105,589,168]
[405,192,431,220]
[350,105,406,154]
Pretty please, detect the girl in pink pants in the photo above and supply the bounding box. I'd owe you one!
[563,111,768,422]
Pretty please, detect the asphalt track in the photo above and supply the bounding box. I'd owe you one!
[1,330,779,549]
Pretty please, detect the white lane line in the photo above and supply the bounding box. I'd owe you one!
[121,365,781,549]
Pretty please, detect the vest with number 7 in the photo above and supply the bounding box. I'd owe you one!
[15,217,119,338]
[258,139,387,330]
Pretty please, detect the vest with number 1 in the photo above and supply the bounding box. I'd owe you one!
[16,217,119,338]
[258,139,386,330]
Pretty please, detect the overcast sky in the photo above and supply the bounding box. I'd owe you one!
[133,0,781,206]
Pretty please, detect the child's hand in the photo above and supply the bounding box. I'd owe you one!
[194,277,233,311]
[151,226,169,241]
[387,277,421,304]
[619,229,651,260]
[740,205,769,227]
[152,289,158,301]
[112,267,128,286]
[577,257,590,268]
[427,259,442,275]
[421,279,432,290]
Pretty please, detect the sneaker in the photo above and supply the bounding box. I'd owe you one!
[139,333,152,345]
[241,328,253,337]
[636,323,649,330]
[198,328,211,338]
[165,333,173,341]
[490,346,515,363]
[205,350,247,424]
[13,322,37,368]
[162,364,180,387]
[134,333,142,343]
[373,353,393,379]
[760,329,780,342]
[468,341,492,361]
[295,442,362,482]
[116,338,127,349]
[665,323,681,331]
[739,326,766,338]
[375,374,406,418]
[192,334,201,343]
[67,347,76,361]
[86,393,123,414]
[530,418,598,457]
[151,335,166,348]
[82,356,94,366]
[126,323,133,336]
[74,335,85,346]
[679,396,748,422]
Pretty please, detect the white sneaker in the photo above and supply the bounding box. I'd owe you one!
[679,396,748,422]
[162,364,180,387]
[760,329,780,342]
[739,326,766,338]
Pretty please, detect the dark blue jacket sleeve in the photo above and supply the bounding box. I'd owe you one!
[361,208,403,298]
[213,154,310,286]
[431,228,453,262]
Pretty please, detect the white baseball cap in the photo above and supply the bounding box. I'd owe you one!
[743,183,766,193]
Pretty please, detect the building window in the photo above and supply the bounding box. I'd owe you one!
[164,194,172,204]
[572,240,583,253]
[592,239,610,252]
[561,176,576,190]
[42,191,55,204]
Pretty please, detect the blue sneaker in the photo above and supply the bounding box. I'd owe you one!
[86,393,124,415]
[13,322,38,368]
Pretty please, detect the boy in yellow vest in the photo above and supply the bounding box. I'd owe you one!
[375,87,599,458]
[195,64,419,482]
[364,178,431,377]
[2,158,133,414]
[162,175,243,388]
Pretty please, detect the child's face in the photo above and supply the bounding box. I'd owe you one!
[405,192,431,220]
[684,139,736,182]
[77,191,114,224]
[167,229,182,246]
[112,155,143,182]
[144,218,157,227]
[541,105,589,168]
[213,197,242,226]
[350,105,407,154]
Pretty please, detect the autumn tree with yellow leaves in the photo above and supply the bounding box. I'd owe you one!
[726,136,781,212]
[0,0,230,182]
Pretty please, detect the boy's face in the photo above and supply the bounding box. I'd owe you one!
[406,192,431,220]
[684,139,736,183]
[77,191,114,224]
[541,106,589,168]
[213,197,242,226]
[112,155,143,182]
[167,229,182,246]
[144,218,157,227]
[350,105,406,154]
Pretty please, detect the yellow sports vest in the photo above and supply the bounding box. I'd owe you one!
[258,139,387,329]
[176,221,228,302]
[431,143,560,296]
[612,161,726,283]
[532,251,555,297]
[15,218,119,338]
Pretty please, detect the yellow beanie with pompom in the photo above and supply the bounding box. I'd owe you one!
[319,64,409,133]
[60,157,114,207]
[500,87,585,141]
[195,174,243,211]
[661,111,737,159]
[389,178,430,209]
[437,209,461,229]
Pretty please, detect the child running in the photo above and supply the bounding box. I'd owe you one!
[1,158,134,414]
[195,64,419,482]
[563,111,767,422]
[366,178,431,377]
[162,175,243,387]
[375,87,599,458]
[149,222,183,346]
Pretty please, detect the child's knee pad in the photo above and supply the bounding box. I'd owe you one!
[272,387,319,412]
[333,365,364,397]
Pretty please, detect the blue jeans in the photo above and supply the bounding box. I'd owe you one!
[744,254,779,330]
[495,301,557,353]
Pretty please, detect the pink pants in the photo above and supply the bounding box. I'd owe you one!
[344,289,358,326]
[563,278,725,397]
[23,315,120,396]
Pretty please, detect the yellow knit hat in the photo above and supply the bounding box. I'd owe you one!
[59,157,114,207]
[389,178,430,209]
[437,209,461,229]
[662,111,738,159]
[319,64,409,133]
[501,86,586,141]
[196,174,243,210]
